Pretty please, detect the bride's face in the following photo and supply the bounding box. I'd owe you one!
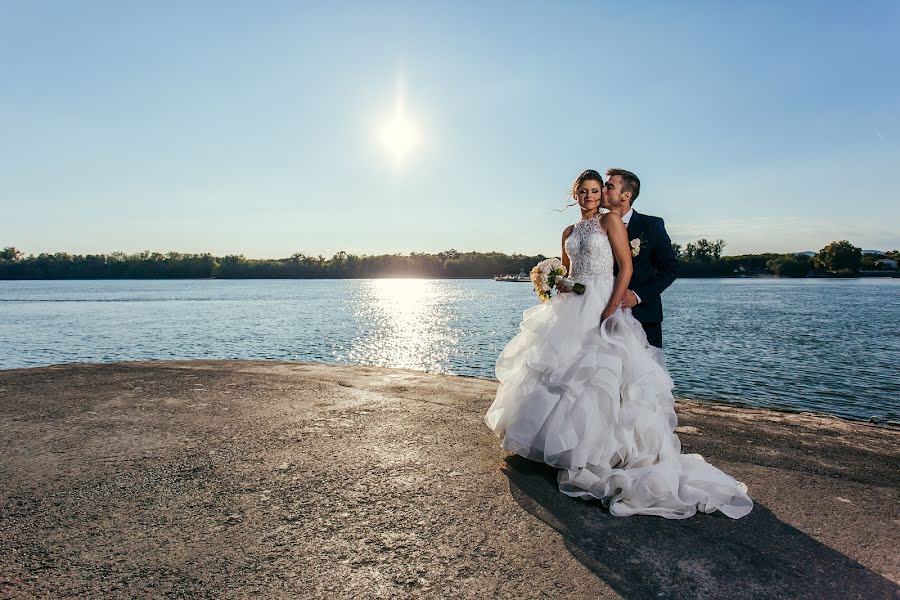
[576,179,603,212]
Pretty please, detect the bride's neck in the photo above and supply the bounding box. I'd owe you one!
[580,208,598,220]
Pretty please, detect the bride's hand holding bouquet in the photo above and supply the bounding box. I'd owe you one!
[530,258,585,303]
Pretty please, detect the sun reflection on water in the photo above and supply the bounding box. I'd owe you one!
[341,279,459,372]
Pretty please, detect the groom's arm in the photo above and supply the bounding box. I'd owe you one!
[631,218,677,302]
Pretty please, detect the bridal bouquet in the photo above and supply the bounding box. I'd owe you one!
[530,258,585,303]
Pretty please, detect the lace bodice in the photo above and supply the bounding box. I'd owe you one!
[565,214,614,281]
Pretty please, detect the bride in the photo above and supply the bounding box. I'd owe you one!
[484,169,753,519]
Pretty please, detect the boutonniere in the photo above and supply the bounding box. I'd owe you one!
[630,235,649,257]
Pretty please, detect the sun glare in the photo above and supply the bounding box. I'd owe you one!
[380,113,419,162]
[378,78,420,166]
[340,279,457,373]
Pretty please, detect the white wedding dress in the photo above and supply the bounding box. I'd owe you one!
[485,214,753,519]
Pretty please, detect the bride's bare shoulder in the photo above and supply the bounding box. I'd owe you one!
[562,224,575,240]
[600,212,624,233]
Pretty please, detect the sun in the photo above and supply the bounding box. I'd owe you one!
[380,112,419,163]
[378,80,420,166]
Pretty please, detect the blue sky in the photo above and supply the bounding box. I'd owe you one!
[1,1,898,258]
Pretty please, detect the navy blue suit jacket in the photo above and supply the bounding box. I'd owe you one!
[617,210,678,324]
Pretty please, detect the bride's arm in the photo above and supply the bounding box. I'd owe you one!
[601,214,633,320]
[559,225,574,291]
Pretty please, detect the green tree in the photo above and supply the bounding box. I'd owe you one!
[814,240,862,272]
[689,238,725,262]
[712,239,726,260]
[683,242,696,261]
[695,239,713,262]
[766,254,813,277]
[861,254,879,269]
[0,246,23,261]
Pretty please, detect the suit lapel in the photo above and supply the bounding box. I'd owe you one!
[627,209,641,240]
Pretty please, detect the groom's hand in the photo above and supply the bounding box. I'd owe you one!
[620,290,640,309]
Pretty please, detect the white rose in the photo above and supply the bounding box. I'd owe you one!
[630,239,641,257]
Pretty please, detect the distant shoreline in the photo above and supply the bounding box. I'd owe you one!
[2,244,897,280]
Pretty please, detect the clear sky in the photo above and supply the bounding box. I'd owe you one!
[1,1,898,258]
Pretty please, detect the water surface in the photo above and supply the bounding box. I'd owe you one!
[1,278,897,423]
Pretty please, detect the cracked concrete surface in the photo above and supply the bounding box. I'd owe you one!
[0,361,897,599]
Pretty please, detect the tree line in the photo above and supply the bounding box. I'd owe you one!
[0,241,896,280]
[0,248,545,279]
[673,239,899,277]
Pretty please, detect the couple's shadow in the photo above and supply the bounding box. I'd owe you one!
[502,456,896,600]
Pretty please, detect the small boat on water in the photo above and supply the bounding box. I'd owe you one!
[494,270,531,282]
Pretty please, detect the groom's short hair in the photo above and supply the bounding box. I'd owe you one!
[606,168,641,203]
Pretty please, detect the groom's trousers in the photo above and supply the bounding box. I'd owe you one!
[642,323,662,349]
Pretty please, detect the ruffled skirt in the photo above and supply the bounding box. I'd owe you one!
[484,278,753,519]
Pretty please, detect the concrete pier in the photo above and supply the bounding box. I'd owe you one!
[1,361,897,598]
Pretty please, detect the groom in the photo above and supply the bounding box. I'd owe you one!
[602,168,678,348]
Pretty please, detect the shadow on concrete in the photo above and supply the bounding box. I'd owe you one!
[503,455,898,600]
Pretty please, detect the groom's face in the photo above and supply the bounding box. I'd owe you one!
[602,176,630,212]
